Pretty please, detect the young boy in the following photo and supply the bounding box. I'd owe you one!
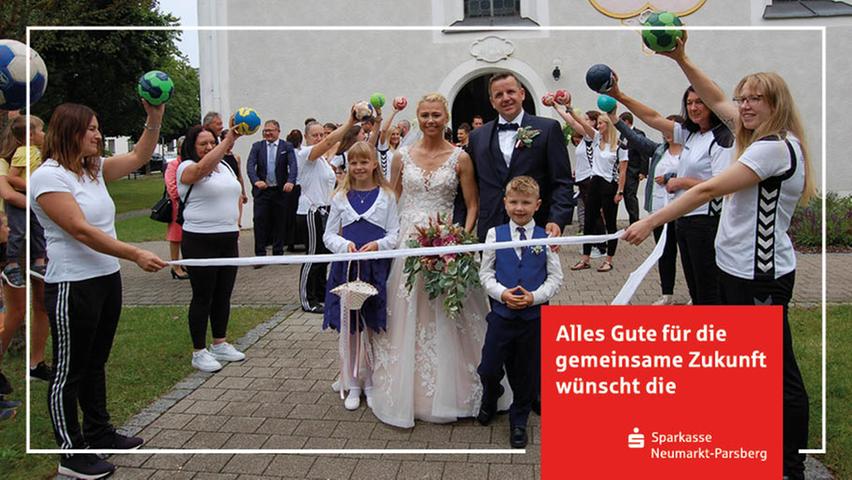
[1,115,47,288]
[476,176,563,448]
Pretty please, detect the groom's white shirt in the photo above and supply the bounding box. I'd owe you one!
[497,111,525,167]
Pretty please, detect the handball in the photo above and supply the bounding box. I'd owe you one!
[585,64,615,94]
[597,94,617,113]
[393,96,407,110]
[642,11,684,53]
[353,101,374,121]
[541,92,555,107]
[369,92,386,109]
[232,107,261,135]
[553,89,569,105]
[0,39,48,111]
[137,70,174,106]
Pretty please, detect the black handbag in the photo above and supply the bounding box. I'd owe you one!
[150,188,173,223]
[176,183,194,225]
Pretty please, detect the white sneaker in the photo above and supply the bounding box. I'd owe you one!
[209,342,246,362]
[652,295,674,306]
[192,349,223,372]
[364,387,374,409]
[590,248,605,259]
[344,388,361,410]
[331,378,341,392]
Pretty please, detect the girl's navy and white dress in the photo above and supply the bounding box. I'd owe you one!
[322,187,399,332]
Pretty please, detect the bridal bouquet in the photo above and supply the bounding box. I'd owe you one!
[403,213,481,318]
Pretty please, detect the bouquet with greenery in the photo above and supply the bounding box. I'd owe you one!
[403,213,481,318]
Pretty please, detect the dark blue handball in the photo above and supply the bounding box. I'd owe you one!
[585,64,615,94]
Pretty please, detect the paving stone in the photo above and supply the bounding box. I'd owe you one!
[256,418,301,435]
[185,400,227,415]
[150,412,195,430]
[222,454,275,475]
[264,454,316,477]
[262,434,309,449]
[221,416,265,433]
[350,458,401,480]
[398,460,446,480]
[146,429,195,448]
[150,470,196,480]
[442,462,489,480]
[488,463,536,480]
[330,421,376,439]
[303,437,347,449]
[112,468,158,479]
[305,457,358,479]
[219,402,262,417]
[142,453,193,469]
[223,433,271,449]
[188,388,226,401]
[182,454,235,473]
[451,425,492,444]
[193,473,240,480]
[287,404,330,420]
[252,403,294,419]
[184,431,233,448]
[111,454,151,467]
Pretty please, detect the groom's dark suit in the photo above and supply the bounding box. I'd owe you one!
[468,112,574,241]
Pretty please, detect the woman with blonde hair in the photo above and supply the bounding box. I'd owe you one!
[554,97,627,272]
[623,33,814,480]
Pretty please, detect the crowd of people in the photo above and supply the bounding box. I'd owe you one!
[0,31,815,480]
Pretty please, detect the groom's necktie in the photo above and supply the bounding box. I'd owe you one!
[517,226,528,258]
[498,123,520,131]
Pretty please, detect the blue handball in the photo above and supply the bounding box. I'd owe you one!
[597,94,617,113]
[585,64,614,94]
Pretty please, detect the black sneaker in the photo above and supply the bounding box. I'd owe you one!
[1,264,25,288]
[58,454,115,479]
[0,371,12,396]
[30,361,54,382]
[0,408,16,421]
[88,430,144,450]
[31,264,47,278]
[0,397,22,409]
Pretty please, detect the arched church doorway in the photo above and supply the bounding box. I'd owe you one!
[450,73,536,142]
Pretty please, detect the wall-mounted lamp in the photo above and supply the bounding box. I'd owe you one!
[551,58,563,82]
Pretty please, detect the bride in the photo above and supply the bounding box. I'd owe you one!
[369,93,511,428]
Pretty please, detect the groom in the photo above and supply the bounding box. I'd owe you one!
[467,71,574,415]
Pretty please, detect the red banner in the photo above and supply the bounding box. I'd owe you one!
[541,306,782,479]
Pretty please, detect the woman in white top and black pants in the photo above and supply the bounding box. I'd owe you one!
[610,74,732,305]
[624,33,815,480]
[178,124,246,373]
[31,102,167,479]
[554,100,627,272]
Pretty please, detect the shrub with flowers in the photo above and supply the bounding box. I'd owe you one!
[403,213,481,318]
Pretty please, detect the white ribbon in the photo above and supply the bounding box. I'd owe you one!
[172,228,667,305]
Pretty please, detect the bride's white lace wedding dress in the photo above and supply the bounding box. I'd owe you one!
[369,146,511,428]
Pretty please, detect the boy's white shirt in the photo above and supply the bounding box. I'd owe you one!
[322,187,400,253]
[479,218,564,306]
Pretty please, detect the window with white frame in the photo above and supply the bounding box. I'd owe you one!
[449,0,539,27]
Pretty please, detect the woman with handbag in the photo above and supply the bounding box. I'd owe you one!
[163,136,189,279]
[322,141,399,410]
[177,124,246,373]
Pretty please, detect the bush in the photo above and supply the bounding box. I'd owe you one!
[789,192,852,249]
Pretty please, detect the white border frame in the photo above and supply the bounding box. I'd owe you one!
[24,25,827,457]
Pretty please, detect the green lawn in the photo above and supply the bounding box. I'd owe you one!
[106,173,165,214]
[0,305,279,480]
[791,305,851,478]
[115,214,170,243]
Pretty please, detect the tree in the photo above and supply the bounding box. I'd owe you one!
[1,0,200,139]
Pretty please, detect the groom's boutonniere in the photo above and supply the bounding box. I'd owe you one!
[530,245,544,255]
[515,126,540,149]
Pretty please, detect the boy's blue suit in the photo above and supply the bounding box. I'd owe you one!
[478,223,548,428]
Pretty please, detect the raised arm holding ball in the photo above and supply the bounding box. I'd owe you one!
[30,99,168,478]
[622,32,816,480]
[608,59,732,306]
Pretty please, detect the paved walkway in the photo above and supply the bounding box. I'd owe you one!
[83,230,847,479]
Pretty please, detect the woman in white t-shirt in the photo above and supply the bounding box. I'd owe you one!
[296,112,359,313]
[30,102,167,478]
[177,124,246,373]
[623,33,816,480]
[554,100,627,272]
[610,73,733,305]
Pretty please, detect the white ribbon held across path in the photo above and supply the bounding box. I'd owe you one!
[173,227,668,305]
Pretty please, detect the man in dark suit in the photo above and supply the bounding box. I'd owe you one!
[467,71,574,417]
[468,71,574,241]
[247,120,298,259]
[618,112,650,224]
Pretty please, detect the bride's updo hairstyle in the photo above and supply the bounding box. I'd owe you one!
[416,93,450,118]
